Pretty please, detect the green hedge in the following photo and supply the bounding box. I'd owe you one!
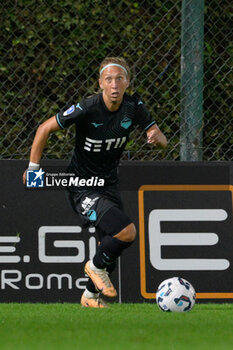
[0,0,231,160]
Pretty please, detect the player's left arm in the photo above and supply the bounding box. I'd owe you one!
[146,124,167,148]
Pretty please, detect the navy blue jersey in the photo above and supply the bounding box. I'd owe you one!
[56,92,156,186]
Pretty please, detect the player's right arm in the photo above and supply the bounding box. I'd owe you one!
[22,116,60,184]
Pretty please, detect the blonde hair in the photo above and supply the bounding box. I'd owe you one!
[99,57,130,78]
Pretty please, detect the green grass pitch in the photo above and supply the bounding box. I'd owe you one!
[0,303,232,350]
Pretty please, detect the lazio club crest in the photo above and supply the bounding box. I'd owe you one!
[120,117,132,129]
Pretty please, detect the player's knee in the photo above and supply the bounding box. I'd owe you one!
[114,223,136,242]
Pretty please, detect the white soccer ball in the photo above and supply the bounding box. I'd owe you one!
[156,277,196,312]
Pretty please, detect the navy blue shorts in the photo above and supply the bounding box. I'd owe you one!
[67,187,132,236]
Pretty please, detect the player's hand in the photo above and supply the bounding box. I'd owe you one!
[147,127,162,145]
[22,170,27,185]
[146,125,167,148]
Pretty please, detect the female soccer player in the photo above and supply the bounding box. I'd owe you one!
[23,57,167,307]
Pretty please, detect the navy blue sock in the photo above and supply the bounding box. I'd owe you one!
[93,235,133,269]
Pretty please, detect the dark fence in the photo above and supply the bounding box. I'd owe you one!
[0,1,232,161]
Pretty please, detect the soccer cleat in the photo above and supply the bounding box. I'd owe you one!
[84,260,117,298]
[81,294,108,308]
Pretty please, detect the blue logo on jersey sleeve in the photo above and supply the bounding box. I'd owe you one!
[63,105,75,116]
[26,169,45,188]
